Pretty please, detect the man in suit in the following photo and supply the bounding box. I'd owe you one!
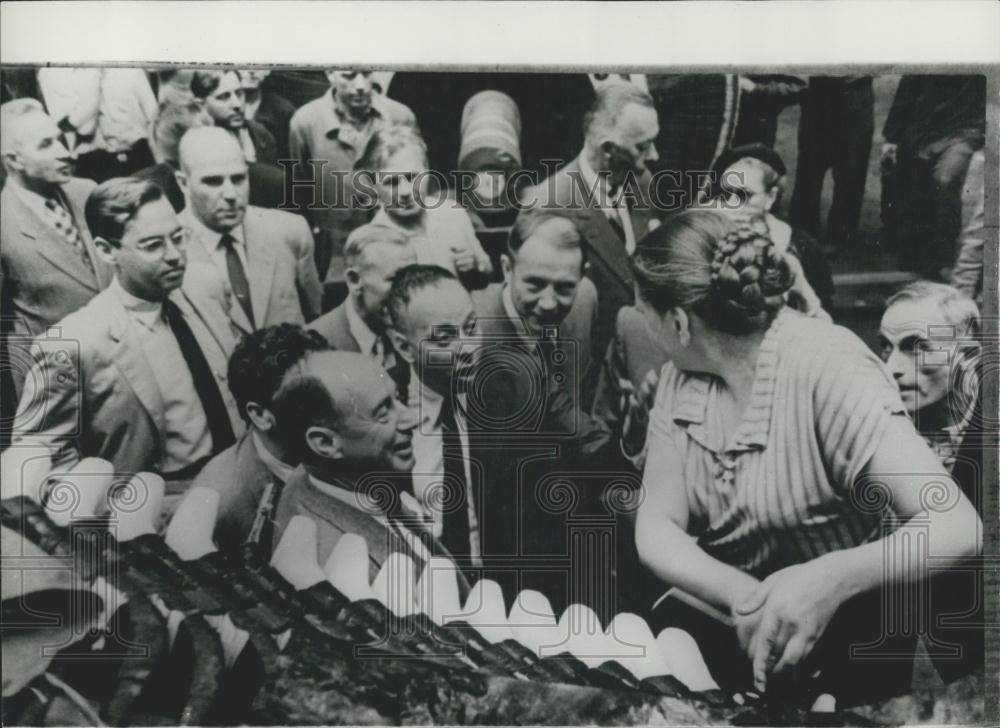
[185,324,331,554]
[472,212,599,406]
[190,69,278,166]
[289,69,416,286]
[11,177,244,494]
[272,350,467,589]
[1,99,113,427]
[521,83,660,375]
[239,69,295,160]
[176,126,322,332]
[308,223,416,399]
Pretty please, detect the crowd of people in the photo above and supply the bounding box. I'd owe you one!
[0,67,988,705]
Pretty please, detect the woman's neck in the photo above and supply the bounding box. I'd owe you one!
[700,328,766,406]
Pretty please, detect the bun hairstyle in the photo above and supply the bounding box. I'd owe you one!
[632,209,795,335]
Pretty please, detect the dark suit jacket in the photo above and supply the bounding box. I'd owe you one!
[192,431,281,552]
[134,162,290,213]
[273,466,472,599]
[521,156,658,381]
[246,119,279,166]
[253,91,296,160]
[471,280,598,404]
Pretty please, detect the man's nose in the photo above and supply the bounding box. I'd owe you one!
[397,177,414,198]
[646,143,659,163]
[537,287,558,312]
[885,349,907,379]
[54,139,72,160]
[164,239,185,264]
[395,399,417,431]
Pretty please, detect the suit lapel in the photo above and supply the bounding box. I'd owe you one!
[5,187,101,293]
[104,292,167,435]
[170,288,232,367]
[242,211,276,327]
[62,184,111,288]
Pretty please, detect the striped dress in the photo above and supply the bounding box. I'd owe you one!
[642,308,907,578]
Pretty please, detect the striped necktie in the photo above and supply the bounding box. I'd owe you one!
[44,197,94,273]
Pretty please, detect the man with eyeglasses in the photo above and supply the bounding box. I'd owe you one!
[12,177,245,521]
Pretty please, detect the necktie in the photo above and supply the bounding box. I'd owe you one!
[44,197,94,274]
[220,233,255,328]
[380,334,411,404]
[162,299,237,453]
[247,476,284,555]
[438,394,471,559]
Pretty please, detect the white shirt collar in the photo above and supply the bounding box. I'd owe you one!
[251,432,296,483]
[344,295,379,357]
[110,276,163,330]
[185,209,245,251]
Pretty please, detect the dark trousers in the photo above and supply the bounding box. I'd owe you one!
[789,79,874,249]
[887,139,977,277]
[73,139,155,184]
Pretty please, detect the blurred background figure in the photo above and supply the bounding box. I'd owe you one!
[731,75,807,148]
[710,144,834,315]
[239,68,295,159]
[289,69,416,297]
[457,90,524,233]
[880,74,986,280]
[789,75,874,255]
[37,67,158,182]
[191,69,278,166]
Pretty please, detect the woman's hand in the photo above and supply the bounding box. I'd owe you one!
[620,369,659,457]
[733,560,846,691]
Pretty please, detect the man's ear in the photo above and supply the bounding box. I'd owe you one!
[93,237,117,267]
[1,152,23,174]
[344,266,362,295]
[245,402,276,433]
[500,254,513,283]
[765,184,781,212]
[174,169,190,197]
[305,424,342,461]
[389,327,416,366]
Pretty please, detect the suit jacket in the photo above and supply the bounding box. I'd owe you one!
[253,91,296,160]
[472,280,599,407]
[246,119,279,166]
[180,205,322,332]
[192,431,280,552]
[1,179,111,339]
[307,300,358,352]
[591,305,672,466]
[11,278,245,476]
[273,466,472,599]
[521,155,658,377]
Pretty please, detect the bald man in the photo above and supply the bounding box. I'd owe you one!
[1,99,112,414]
[176,127,321,333]
[272,351,471,591]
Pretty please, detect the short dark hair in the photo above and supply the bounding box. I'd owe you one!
[271,375,338,463]
[384,264,457,330]
[85,177,165,245]
[190,69,242,100]
[507,208,586,265]
[227,324,330,424]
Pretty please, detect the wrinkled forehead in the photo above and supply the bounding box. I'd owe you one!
[723,159,767,191]
[880,299,950,340]
[615,102,659,139]
[405,281,474,329]
[3,110,58,149]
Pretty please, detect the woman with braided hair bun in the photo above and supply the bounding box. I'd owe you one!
[631,209,981,705]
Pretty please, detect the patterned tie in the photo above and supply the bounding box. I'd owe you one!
[44,197,94,273]
[162,299,237,454]
[220,233,255,328]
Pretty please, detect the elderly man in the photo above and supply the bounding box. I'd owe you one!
[1,99,112,422]
[190,69,278,166]
[272,350,470,586]
[288,69,415,287]
[308,223,416,399]
[12,177,243,490]
[177,127,322,330]
[878,280,985,684]
[187,324,331,553]
[521,83,661,372]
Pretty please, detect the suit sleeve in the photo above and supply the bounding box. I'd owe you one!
[289,113,310,163]
[291,215,323,321]
[11,334,86,471]
[882,76,921,144]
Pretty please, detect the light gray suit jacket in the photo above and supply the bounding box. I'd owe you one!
[1,179,113,397]
[11,277,245,477]
[180,205,322,335]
